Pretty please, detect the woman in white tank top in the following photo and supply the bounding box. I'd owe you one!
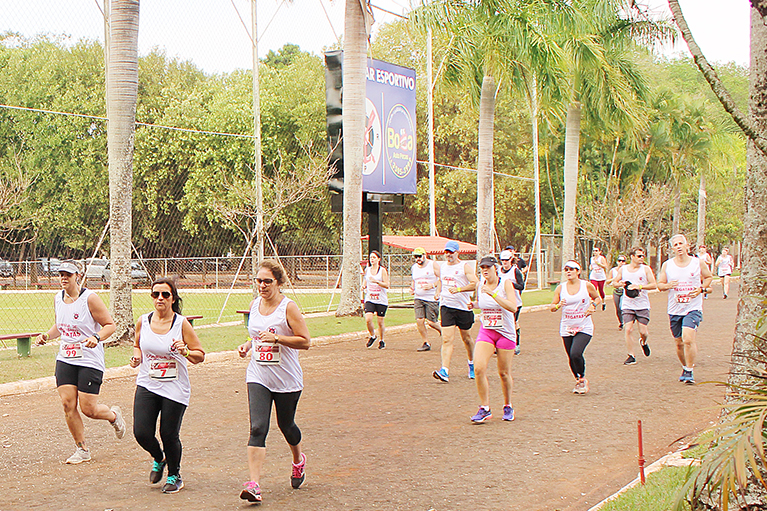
[550,261,601,395]
[362,250,390,349]
[34,260,122,466]
[715,247,734,298]
[129,278,204,494]
[236,260,312,504]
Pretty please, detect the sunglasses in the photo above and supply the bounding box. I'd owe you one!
[255,278,275,285]
[150,291,172,299]
[618,259,626,262]
[634,254,646,258]
[563,266,578,271]
[413,255,423,258]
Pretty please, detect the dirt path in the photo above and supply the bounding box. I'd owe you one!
[0,283,738,510]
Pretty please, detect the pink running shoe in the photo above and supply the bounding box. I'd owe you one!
[240,481,262,502]
[291,453,306,489]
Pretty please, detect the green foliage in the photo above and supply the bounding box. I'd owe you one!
[600,467,693,511]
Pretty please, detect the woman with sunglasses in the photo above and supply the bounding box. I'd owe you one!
[550,261,601,394]
[609,256,627,330]
[129,278,204,494]
[469,256,518,423]
[237,260,311,504]
[362,250,389,349]
[35,260,123,465]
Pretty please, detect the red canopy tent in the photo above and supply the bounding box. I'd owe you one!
[362,235,478,255]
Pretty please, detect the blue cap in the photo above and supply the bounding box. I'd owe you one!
[444,240,460,253]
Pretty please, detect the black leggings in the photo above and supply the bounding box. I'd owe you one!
[514,308,521,346]
[247,382,302,448]
[562,333,592,379]
[133,386,187,477]
[614,293,623,326]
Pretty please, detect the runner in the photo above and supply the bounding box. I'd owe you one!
[129,278,205,494]
[469,256,518,423]
[432,240,478,383]
[499,249,524,355]
[589,247,609,311]
[611,247,657,365]
[238,260,311,503]
[657,235,714,384]
[362,250,389,350]
[549,261,601,394]
[697,245,714,273]
[608,255,627,330]
[34,260,125,464]
[410,247,441,352]
[715,247,734,299]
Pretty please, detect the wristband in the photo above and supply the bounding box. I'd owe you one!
[491,292,498,298]
[591,302,597,307]
[183,348,190,358]
[43,333,49,341]
[94,333,101,342]
[638,284,643,290]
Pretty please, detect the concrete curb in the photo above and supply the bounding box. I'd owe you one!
[587,450,698,510]
[0,303,555,398]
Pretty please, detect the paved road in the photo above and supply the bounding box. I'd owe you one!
[0,283,738,510]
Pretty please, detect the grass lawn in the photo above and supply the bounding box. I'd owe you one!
[598,466,692,511]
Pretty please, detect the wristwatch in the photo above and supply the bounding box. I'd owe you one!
[93,333,101,342]
[274,334,280,344]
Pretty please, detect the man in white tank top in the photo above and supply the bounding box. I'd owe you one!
[432,240,479,383]
[657,234,714,384]
[410,247,442,351]
[610,246,657,366]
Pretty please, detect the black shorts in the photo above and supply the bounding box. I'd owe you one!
[414,299,439,322]
[364,301,388,317]
[440,306,474,330]
[55,360,104,395]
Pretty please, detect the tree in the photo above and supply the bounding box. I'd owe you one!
[106,0,140,344]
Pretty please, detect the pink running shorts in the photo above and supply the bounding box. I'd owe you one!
[476,327,516,351]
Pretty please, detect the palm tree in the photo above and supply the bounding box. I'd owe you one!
[558,0,674,261]
[106,0,140,344]
[336,0,368,316]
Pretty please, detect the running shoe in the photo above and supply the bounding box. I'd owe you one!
[602,303,606,311]
[378,340,386,350]
[417,342,431,352]
[162,474,184,494]
[514,345,521,356]
[366,336,377,348]
[640,341,651,357]
[240,481,262,502]
[432,368,449,382]
[572,380,582,394]
[502,405,515,421]
[150,459,167,484]
[723,294,728,299]
[291,452,306,489]
[578,378,590,394]
[468,361,475,379]
[65,447,91,464]
[111,405,126,440]
[679,369,695,384]
[470,407,492,423]
[624,355,637,365]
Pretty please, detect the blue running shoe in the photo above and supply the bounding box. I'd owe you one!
[502,405,515,421]
[679,369,695,384]
[150,459,166,484]
[162,474,184,494]
[468,361,475,379]
[433,368,449,382]
[471,407,492,423]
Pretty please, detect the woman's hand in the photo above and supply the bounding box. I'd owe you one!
[35,332,49,346]
[238,339,252,358]
[83,336,99,348]
[258,331,278,343]
[129,348,141,368]
[171,338,189,357]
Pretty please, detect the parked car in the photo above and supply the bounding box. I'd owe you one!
[84,258,109,281]
[37,258,62,276]
[0,259,14,277]
[103,261,150,285]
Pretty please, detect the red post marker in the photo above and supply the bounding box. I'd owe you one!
[638,419,646,485]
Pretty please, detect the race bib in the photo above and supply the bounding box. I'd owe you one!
[482,309,504,330]
[416,279,429,290]
[676,294,691,304]
[370,293,380,301]
[149,359,178,380]
[566,326,582,336]
[61,342,83,359]
[255,342,281,365]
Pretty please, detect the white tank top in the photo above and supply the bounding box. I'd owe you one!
[247,296,303,393]
[135,313,191,406]
[666,257,703,315]
[477,278,516,341]
[440,260,472,310]
[54,288,105,372]
[364,266,388,305]
[412,261,438,302]
[559,280,594,337]
[717,255,733,276]
[620,265,651,311]
[589,257,606,281]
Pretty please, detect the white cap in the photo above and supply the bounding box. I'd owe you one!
[500,250,513,261]
[563,260,581,270]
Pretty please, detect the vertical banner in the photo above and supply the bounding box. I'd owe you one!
[363,59,417,194]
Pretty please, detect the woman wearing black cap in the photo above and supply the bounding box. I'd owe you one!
[549,260,601,394]
[469,256,518,423]
[34,260,124,464]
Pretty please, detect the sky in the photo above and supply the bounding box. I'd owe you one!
[0,0,752,75]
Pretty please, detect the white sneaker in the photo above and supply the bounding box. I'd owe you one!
[66,447,91,464]
[111,405,126,440]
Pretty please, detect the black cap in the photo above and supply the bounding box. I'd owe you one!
[479,256,498,267]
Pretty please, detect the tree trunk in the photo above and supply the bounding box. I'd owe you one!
[673,185,681,235]
[562,101,581,262]
[336,0,366,317]
[476,74,496,258]
[106,0,139,344]
[697,171,706,247]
